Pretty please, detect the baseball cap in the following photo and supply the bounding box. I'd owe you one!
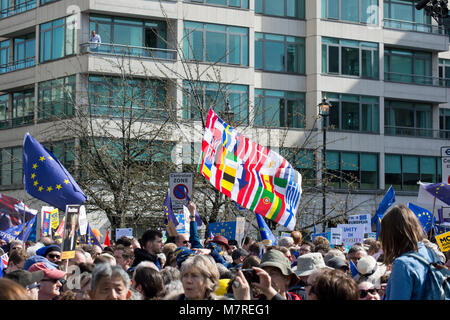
[5,269,44,288]
[23,255,58,271]
[28,261,66,280]
[212,235,230,250]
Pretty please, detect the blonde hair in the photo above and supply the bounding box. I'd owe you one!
[380,205,425,265]
[180,255,220,299]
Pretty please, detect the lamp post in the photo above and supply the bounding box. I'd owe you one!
[318,94,331,232]
[221,98,235,124]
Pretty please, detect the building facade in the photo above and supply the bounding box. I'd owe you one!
[0,0,449,232]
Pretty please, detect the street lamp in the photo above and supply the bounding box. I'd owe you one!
[221,98,235,124]
[318,94,331,232]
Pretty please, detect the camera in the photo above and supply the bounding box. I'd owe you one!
[241,268,259,284]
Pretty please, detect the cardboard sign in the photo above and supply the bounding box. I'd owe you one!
[435,231,450,253]
[169,173,193,210]
[330,228,342,245]
[348,214,372,234]
[116,228,133,241]
[338,224,365,247]
[61,205,80,260]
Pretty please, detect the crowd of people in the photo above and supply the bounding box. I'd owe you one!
[0,203,449,301]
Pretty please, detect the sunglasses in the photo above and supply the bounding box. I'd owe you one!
[182,240,190,244]
[41,278,66,285]
[359,288,378,298]
[48,254,61,259]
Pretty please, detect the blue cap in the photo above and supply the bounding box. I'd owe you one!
[24,255,58,271]
[174,246,196,268]
[36,244,61,257]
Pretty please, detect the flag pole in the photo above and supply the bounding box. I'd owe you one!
[429,196,436,240]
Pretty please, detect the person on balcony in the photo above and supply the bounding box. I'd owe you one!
[89,30,102,52]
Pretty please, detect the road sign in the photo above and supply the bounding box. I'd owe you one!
[441,146,450,184]
[169,173,193,210]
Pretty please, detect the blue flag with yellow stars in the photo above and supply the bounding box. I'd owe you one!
[208,221,236,240]
[408,202,436,233]
[23,133,86,211]
[255,213,277,245]
[0,215,36,243]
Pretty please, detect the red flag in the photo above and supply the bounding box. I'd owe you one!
[103,229,110,246]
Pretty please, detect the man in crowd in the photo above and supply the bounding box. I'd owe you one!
[131,230,164,270]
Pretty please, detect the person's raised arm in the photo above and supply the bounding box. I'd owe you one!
[188,201,202,249]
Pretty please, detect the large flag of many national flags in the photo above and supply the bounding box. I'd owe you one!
[198,108,302,230]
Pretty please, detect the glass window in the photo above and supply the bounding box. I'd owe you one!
[323,0,378,24]
[0,146,22,186]
[184,21,248,66]
[183,81,248,124]
[38,75,75,120]
[256,0,304,19]
[281,148,315,186]
[254,89,305,128]
[186,0,249,9]
[40,17,74,63]
[255,32,305,74]
[326,92,379,133]
[322,37,378,79]
[384,0,431,30]
[0,94,9,129]
[12,89,34,126]
[384,100,432,137]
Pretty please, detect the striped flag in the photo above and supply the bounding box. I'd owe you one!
[198,109,302,230]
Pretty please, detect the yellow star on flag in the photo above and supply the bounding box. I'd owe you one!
[64,179,70,184]
[40,156,46,162]
[56,184,62,190]
[38,186,43,192]
[32,163,38,169]
[33,180,39,186]
[31,173,36,179]
[48,156,54,160]
[47,186,53,192]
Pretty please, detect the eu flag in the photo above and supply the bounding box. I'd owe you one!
[208,221,236,240]
[372,185,396,225]
[255,213,277,245]
[23,133,86,211]
[87,223,102,247]
[408,202,436,233]
[0,215,36,243]
[163,190,179,227]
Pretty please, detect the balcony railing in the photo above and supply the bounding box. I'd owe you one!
[385,126,450,139]
[0,56,35,74]
[80,42,177,61]
[384,71,442,87]
[0,0,36,19]
[383,18,445,35]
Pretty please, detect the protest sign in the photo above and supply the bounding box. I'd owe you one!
[61,205,80,260]
[169,173,193,210]
[78,205,87,236]
[41,207,53,237]
[116,228,133,241]
[330,228,342,246]
[208,221,237,240]
[50,208,59,230]
[311,232,331,242]
[348,214,371,234]
[338,224,365,247]
[435,231,450,253]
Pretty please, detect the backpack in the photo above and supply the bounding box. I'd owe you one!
[404,249,450,300]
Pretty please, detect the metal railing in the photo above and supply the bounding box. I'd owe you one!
[0,0,36,19]
[384,71,442,86]
[0,56,35,74]
[384,126,450,139]
[80,42,177,61]
[383,18,445,35]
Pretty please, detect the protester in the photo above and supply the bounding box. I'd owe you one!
[113,244,134,271]
[308,268,359,300]
[230,248,249,269]
[5,269,43,300]
[6,249,29,273]
[133,266,165,300]
[0,278,31,300]
[298,241,315,256]
[290,230,303,247]
[348,244,368,265]
[358,281,381,300]
[167,255,220,300]
[28,261,66,300]
[175,233,191,249]
[89,263,132,300]
[353,255,387,287]
[380,204,447,300]
[131,230,164,270]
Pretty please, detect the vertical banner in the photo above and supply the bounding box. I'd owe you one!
[50,208,59,230]
[235,217,245,246]
[41,207,53,238]
[61,205,80,260]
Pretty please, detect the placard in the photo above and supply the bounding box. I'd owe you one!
[348,214,372,234]
[61,205,80,260]
[115,228,133,241]
[435,231,450,253]
[330,228,342,246]
[338,224,365,247]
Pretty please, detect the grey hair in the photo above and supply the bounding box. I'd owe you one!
[278,237,294,248]
[180,255,220,298]
[91,263,131,292]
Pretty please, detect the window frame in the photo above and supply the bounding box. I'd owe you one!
[39,17,75,63]
[255,0,305,20]
[322,0,379,25]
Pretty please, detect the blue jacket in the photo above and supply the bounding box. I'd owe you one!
[384,242,441,300]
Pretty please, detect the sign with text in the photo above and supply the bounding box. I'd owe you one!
[41,207,53,238]
[435,231,450,253]
[115,228,133,241]
[441,146,450,184]
[50,208,59,230]
[330,228,342,246]
[338,224,365,247]
[348,214,372,234]
[311,232,331,242]
[169,173,193,210]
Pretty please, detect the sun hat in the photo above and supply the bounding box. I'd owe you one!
[293,252,332,277]
[27,261,66,280]
[5,269,44,288]
[259,249,295,277]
